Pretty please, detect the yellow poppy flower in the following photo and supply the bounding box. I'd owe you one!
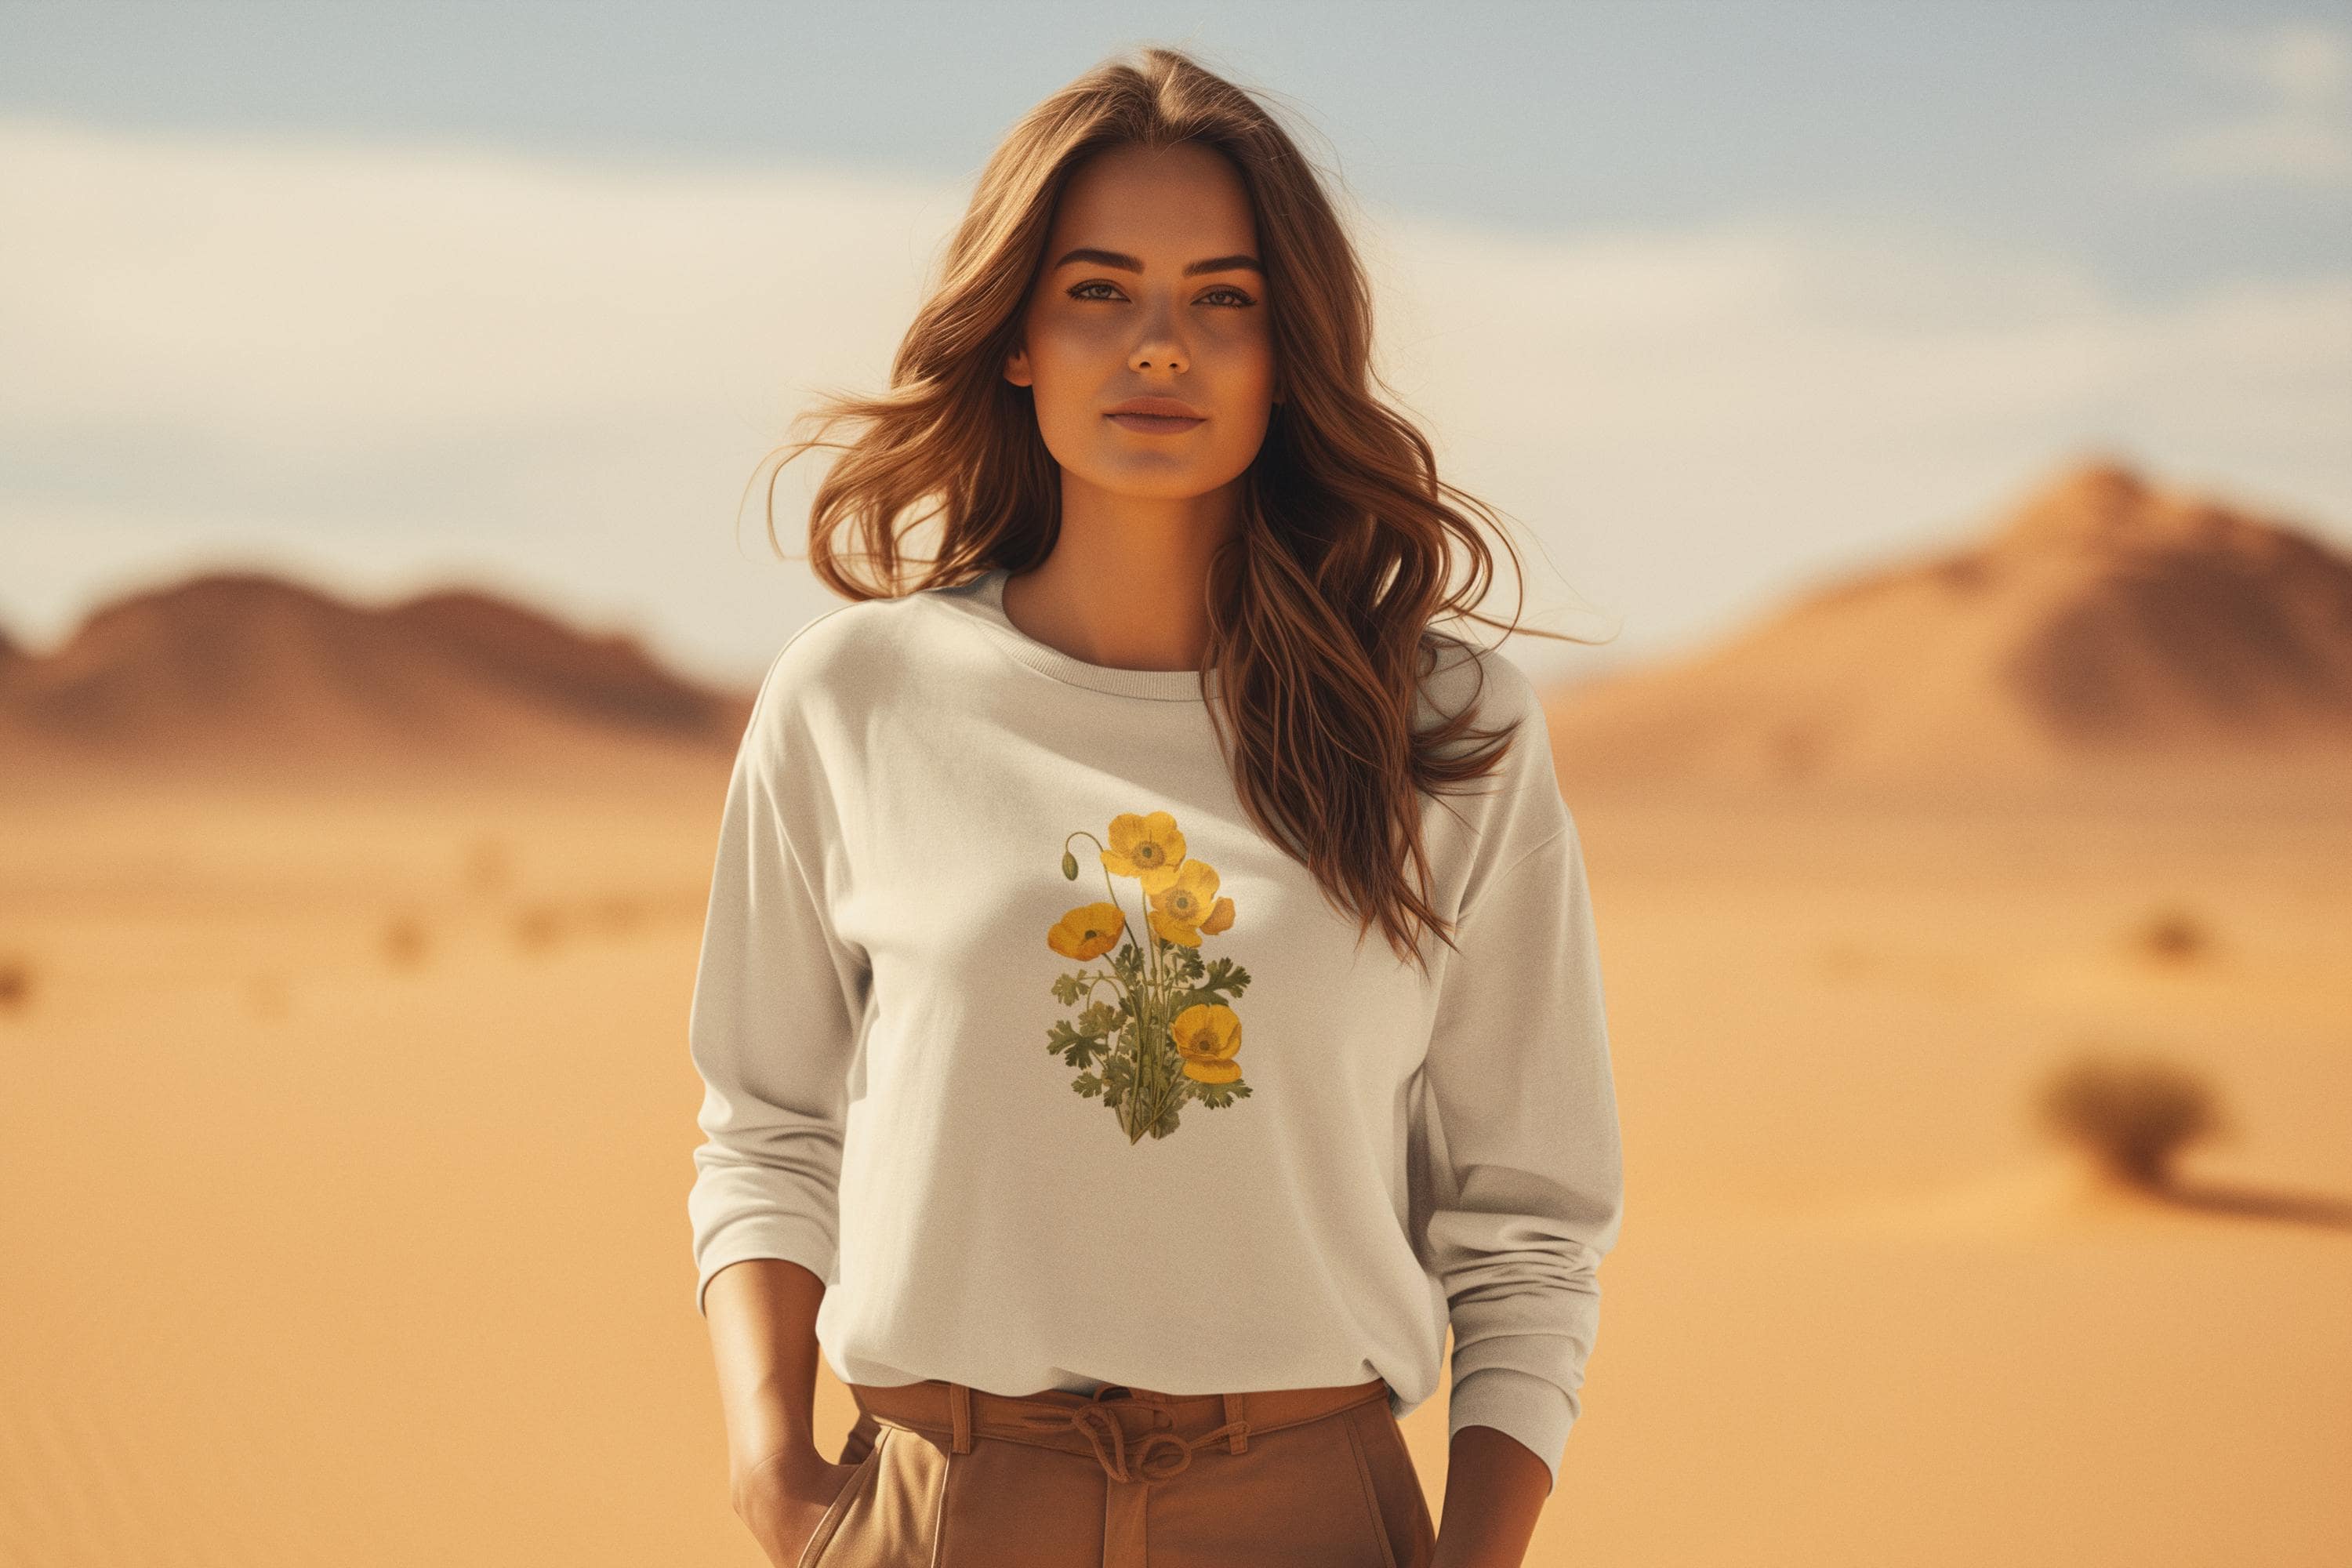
[1173,1002,1243,1083]
[1047,902,1125,960]
[1199,896,1235,935]
[1149,909,1202,948]
[1146,857,1220,935]
[1101,811,1185,880]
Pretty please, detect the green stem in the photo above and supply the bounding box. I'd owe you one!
[1068,830,1151,1134]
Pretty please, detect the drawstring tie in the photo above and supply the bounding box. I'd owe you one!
[1016,1392,1251,1495]
[1011,1385,1251,1485]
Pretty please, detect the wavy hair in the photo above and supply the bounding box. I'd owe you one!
[745,43,1605,974]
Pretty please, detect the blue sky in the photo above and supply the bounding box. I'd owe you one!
[8,0,2344,293]
[3,1,2347,685]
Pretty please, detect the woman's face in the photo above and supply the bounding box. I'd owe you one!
[1005,142,1278,504]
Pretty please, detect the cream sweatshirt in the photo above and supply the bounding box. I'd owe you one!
[685,565,1624,1491]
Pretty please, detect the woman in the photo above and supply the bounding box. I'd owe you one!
[688,45,1623,1568]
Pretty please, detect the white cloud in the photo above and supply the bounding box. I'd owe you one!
[2147,21,2352,188]
[2,114,2347,688]
[1358,203,2350,681]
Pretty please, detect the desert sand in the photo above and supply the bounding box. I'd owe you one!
[2,460,2347,1564]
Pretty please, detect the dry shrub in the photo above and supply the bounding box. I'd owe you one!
[2035,1048,2227,1189]
[383,912,430,968]
[514,903,564,952]
[2135,905,2211,965]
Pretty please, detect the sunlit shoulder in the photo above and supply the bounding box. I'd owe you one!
[1416,627,1546,742]
[747,587,938,733]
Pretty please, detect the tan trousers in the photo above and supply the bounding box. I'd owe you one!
[794,1375,1438,1567]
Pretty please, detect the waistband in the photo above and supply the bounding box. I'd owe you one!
[848,1374,1392,1487]
[848,1376,1393,1568]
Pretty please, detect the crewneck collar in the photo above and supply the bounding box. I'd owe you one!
[940,567,1221,704]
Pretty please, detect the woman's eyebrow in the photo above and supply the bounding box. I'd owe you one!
[1052,247,1264,277]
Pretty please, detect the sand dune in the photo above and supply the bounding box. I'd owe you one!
[1546,459,2352,799]
[10,456,2347,810]
[0,571,753,794]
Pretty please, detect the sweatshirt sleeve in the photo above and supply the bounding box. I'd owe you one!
[1415,800,1625,1494]
[684,670,869,1317]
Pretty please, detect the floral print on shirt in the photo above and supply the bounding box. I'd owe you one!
[1046,809,1254,1142]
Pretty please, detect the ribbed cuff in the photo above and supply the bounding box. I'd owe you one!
[1447,1366,1574,1494]
[693,1216,837,1316]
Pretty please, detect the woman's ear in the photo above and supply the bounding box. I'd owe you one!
[1004,341,1033,388]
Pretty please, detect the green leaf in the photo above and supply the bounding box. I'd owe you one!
[1189,957,1252,1000]
[1102,1055,1133,1109]
[1047,1019,1105,1069]
[1191,1078,1252,1109]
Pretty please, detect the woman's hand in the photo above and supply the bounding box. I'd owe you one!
[731,1441,866,1567]
[1430,1425,1550,1568]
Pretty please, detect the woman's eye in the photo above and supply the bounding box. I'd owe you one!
[1065,281,1256,307]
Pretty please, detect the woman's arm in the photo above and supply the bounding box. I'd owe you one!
[687,648,873,1560]
[706,1257,826,1497]
[1434,1426,1552,1568]
[705,1258,865,1563]
[1414,787,1625,1560]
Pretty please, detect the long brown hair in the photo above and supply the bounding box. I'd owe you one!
[745,43,1604,974]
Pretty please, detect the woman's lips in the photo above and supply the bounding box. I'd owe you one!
[1106,412,1206,434]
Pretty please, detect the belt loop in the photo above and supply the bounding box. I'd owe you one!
[1223,1392,1247,1454]
[949,1381,974,1454]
